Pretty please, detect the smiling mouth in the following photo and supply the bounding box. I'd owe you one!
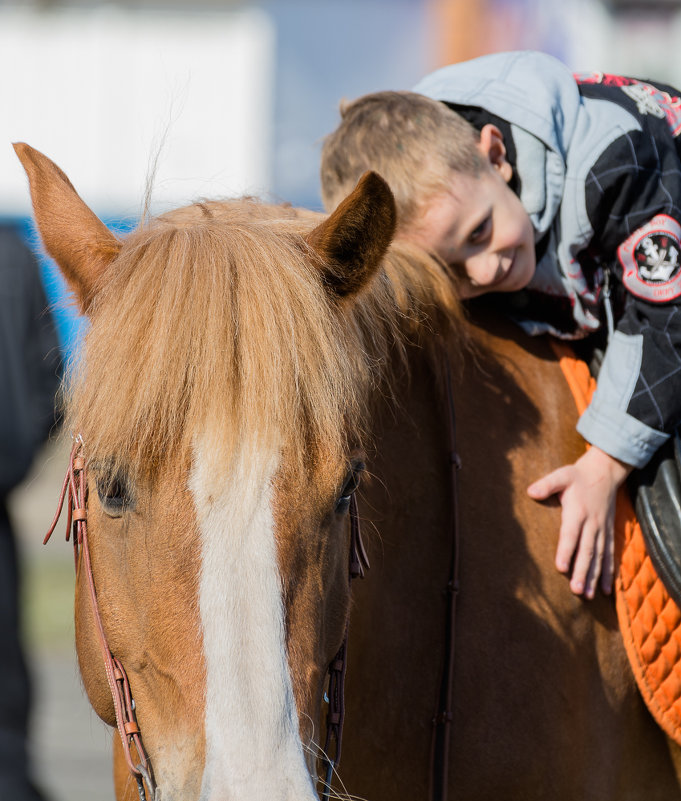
[489,253,515,288]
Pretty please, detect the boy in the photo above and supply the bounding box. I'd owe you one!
[320,50,681,601]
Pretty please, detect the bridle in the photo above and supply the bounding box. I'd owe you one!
[44,349,459,801]
[44,438,369,801]
[45,438,156,801]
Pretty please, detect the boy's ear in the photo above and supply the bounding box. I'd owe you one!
[477,124,513,184]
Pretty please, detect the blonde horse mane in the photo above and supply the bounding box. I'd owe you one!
[65,197,462,477]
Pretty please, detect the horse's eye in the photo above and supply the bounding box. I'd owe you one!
[96,474,131,516]
[335,461,365,514]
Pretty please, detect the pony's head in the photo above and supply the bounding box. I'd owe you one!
[16,143,458,800]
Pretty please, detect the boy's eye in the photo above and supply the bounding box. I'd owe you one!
[469,216,491,244]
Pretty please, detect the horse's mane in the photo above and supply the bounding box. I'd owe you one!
[65,197,462,477]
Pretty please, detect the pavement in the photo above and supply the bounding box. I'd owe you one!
[8,437,115,801]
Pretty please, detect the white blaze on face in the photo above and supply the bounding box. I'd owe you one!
[190,440,318,801]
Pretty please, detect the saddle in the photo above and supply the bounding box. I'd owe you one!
[551,341,681,745]
[632,435,681,607]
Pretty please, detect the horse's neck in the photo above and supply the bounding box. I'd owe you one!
[357,303,587,639]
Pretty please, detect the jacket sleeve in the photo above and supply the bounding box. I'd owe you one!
[575,129,681,466]
[577,311,676,469]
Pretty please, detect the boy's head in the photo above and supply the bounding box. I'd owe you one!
[321,90,482,227]
[320,90,536,298]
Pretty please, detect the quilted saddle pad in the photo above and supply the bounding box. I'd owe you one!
[551,340,681,746]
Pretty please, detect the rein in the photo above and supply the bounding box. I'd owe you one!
[320,492,368,801]
[322,347,461,801]
[44,440,156,801]
[429,348,462,801]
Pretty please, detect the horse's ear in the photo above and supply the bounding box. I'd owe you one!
[307,171,396,298]
[13,143,122,312]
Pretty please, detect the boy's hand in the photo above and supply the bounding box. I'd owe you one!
[527,447,632,599]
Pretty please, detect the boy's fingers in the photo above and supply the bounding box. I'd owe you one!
[583,532,605,599]
[527,467,571,500]
[569,523,600,596]
[555,510,582,574]
[600,520,616,596]
[600,551,615,595]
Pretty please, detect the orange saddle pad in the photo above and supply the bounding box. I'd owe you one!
[551,341,681,746]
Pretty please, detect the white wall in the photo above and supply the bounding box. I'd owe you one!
[560,0,681,86]
[0,5,275,217]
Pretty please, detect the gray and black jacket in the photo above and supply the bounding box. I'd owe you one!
[414,50,681,469]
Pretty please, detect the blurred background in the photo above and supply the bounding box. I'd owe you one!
[2,0,681,799]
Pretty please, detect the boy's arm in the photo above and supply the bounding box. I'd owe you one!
[530,281,681,598]
[531,290,681,598]
[576,88,681,467]
[577,298,681,470]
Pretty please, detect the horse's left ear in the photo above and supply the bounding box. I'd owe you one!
[307,171,396,298]
[13,142,122,313]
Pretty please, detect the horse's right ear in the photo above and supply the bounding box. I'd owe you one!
[13,143,121,313]
[306,171,396,299]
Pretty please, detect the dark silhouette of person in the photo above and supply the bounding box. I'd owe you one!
[0,224,61,801]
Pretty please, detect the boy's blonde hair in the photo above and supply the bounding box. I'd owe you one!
[320,90,482,230]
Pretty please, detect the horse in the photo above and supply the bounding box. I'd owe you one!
[16,141,681,801]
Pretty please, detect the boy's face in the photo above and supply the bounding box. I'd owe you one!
[406,125,536,299]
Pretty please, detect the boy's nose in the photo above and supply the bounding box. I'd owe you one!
[474,252,504,286]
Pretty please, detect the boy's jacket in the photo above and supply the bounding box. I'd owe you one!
[415,50,681,468]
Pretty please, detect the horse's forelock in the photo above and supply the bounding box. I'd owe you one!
[64,198,461,479]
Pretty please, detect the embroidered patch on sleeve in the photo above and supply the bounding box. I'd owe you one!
[618,215,681,302]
